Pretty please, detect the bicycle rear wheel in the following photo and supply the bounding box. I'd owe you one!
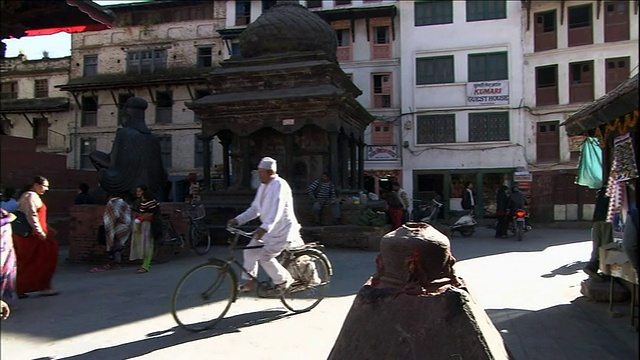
[152,232,177,264]
[171,260,237,332]
[281,251,331,313]
[190,220,211,255]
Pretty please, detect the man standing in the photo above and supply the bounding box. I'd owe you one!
[461,181,475,210]
[583,188,611,281]
[392,182,410,223]
[228,157,305,296]
[308,172,341,225]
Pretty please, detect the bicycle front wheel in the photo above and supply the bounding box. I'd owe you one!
[281,250,331,313]
[190,221,211,255]
[171,260,237,332]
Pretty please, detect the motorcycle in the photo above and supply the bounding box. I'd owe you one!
[417,198,444,224]
[450,210,477,237]
[508,209,530,241]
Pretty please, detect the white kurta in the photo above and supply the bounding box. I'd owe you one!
[235,175,304,284]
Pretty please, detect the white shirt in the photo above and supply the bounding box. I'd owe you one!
[466,188,475,207]
[235,175,304,246]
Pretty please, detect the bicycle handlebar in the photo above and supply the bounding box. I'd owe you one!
[226,226,256,238]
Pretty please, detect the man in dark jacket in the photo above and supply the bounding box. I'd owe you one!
[583,188,611,281]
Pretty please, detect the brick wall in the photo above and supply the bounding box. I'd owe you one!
[68,203,191,264]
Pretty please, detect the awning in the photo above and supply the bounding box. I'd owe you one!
[2,0,114,39]
[0,97,70,113]
[561,74,639,136]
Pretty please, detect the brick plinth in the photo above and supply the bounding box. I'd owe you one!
[68,203,191,263]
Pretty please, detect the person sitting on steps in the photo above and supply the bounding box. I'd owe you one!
[308,172,341,225]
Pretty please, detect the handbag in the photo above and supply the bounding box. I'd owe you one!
[11,211,32,237]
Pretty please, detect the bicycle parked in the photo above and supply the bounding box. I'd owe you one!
[153,204,212,263]
[170,226,332,332]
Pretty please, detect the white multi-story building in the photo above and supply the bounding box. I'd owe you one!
[398,0,527,216]
[521,0,639,221]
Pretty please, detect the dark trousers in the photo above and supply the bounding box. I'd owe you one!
[587,221,613,271]
[495,213,509,237]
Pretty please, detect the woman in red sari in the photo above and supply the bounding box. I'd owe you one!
[14,175,59,297]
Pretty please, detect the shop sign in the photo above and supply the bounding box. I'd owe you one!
[513,171,532,182]
[366,145,399,161]
[466,80,509,106]
[568,135,586,152]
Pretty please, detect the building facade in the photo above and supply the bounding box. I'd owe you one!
[398,0,527,218]
[55,1,227,198]
[1,55,73,162]
[522,0,639,221]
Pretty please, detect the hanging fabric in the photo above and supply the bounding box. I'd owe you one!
[575,137,603,189]
[612,133,639,182]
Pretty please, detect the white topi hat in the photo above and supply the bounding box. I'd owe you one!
[258,157,277,172]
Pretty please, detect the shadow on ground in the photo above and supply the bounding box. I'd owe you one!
[486,298,638,360]
[37,309,291,360]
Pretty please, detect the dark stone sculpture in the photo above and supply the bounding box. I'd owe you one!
[89,97,168,200]
[328,223,511,360]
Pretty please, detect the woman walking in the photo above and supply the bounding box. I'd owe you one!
[130,188,161,273]
[1,209,18,306]
[14,175,59,297]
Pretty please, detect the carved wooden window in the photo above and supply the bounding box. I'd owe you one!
[370,121,393,145]
[372,73,392,108]
[197,47,213,68]
[416,114,456,144]
[568,4,593,47]
[604,1,630,42]
[466,0,506,22]
[534,10,557,52]
[83,55,98,76]
[158,135,172,168]
[155,91,173,124]
[569,61,594,103]
[468,112,509,142]
[535,65,558,106]
[333,20,352,62]
[415,0,453,26]
[235,0,251,25]
[80,137,96,169]
[605,57,630,93]
[33,118,48,146]
[81,96,98,127]
[416,55,454,85]
[468,52,508,81]
[1,82,18,100]
[371,18,392,60]
[127,49,167,74]
[536,121,560,163]
[34,79,48,98]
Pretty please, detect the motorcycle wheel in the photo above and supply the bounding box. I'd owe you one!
[516,223,524,241]
[459,228,474,237]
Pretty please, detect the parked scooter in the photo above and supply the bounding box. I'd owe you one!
[418,198,443,224]
[450,210,477,237]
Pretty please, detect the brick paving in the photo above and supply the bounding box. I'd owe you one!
[1,226,637,360]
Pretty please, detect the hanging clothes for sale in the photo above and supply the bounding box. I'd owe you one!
[612,133,639,182]
[575,137,604,189]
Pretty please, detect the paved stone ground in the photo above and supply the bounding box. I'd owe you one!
[1,226,638,360]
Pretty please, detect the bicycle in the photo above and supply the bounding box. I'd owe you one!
[170,226,333,332]
[152,204,212,263]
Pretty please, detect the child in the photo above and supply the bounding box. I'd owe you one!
[129,190,161,273]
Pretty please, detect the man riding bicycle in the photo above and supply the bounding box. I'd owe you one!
[227,157,305,296]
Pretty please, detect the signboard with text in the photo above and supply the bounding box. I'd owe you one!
[466,80,509,106]
[366,145,399,161]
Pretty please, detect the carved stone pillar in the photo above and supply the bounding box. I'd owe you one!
[329,131,339,185]
[218,130,232,188]
[358,140,365,189]
[198,133,213,191]
[340,132,349,188]
[350,136,357,189]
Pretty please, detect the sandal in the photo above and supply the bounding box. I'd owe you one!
[136,268,149,274]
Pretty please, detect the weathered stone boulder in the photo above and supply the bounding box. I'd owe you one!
[328,223,510,360]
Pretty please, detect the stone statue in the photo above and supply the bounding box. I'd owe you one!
[90,97,168,200]
[328,223,510,359]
